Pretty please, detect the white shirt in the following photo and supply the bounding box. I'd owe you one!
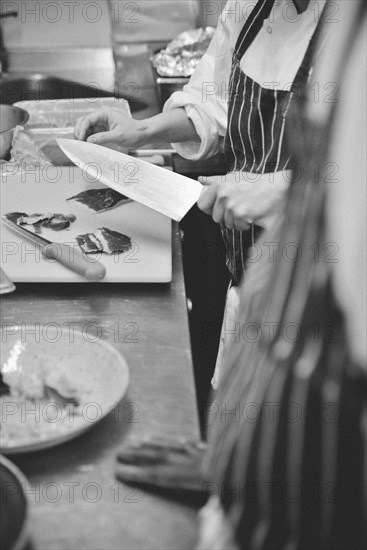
[164,0,326,161]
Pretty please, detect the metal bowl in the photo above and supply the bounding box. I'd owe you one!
[0,104,29,160]
[0,455,29,550]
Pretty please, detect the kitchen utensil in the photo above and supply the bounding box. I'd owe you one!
[0,326,129,454]
[0,104,29,160]
[57,138,202,221]
[0,455,29,550]
[3,215,106,281]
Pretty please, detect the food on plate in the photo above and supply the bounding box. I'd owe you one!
[67,188,131,212]
[5,211,76,232]
[76,227,132,254]
[0,339,82,448]
[1,360,79,403]
[0,327,128,452]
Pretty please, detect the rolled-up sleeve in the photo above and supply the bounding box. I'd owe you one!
[163,3,234,160]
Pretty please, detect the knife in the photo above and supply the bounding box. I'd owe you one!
[3,217,106,281]
[56,139,203,222]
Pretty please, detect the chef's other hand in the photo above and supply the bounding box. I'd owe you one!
[116,436,206,495]
[74,107,146,148]
[197,171,291,232]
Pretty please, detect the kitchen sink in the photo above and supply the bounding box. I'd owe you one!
[0,74,146,111]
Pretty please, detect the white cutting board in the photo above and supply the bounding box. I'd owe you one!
[0,167,172,283]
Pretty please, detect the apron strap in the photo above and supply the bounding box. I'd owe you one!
[234,0,276,60]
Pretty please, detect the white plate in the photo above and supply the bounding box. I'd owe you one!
[0,326,129,454]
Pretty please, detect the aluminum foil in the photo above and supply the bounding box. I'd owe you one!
[151,27,215,78]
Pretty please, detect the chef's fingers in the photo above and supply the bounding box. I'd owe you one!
[224,199,253,231]
[117,446,169,466]
[135,440,196,456]
[159,439,206,455]
[234,220,251,232]
[74,110,110,141]
[198,175,216,186]
[197,184,218,215]
[115,463,203,492]
[125,436,189,451]
[73,116,88,140]
[212,196,226,224]
[87,128,123,145]
[116,464,163,486]
[223,208,235,230]
[117,440,205,464]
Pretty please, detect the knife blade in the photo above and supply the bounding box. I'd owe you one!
[3,216,106,281]
[56,138,203,222]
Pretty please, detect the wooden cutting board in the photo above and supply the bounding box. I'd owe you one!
[0,166,172,283]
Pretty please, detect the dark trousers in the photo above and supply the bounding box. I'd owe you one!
[180,205,230,433]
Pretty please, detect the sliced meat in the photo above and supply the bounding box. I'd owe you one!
[5,212,76,232]
[76,233,103,254]
[5,212,29,225]
[67,188,131,212]
[41,213,75,231]
[95,227,132,254]
[76,227,131,255]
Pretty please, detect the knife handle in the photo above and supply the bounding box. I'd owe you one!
[42,243,106,281]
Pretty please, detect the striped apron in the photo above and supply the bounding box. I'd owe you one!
[212,0,323,388]
[223,0,317,286]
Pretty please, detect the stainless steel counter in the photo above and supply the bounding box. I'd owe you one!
[1,45,201,550]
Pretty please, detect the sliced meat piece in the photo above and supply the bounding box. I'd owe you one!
[18,213,52,226]
[76,233,103,254]
[41,213,75,231]
[67,188,131,212]
[5,212,76,233]
[76,227,131,255]
[95,227,132,254]
[4,212,28,225]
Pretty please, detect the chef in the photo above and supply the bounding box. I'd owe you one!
[75,0,327,387]
[112,3,366,549]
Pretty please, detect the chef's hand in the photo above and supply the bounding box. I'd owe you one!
[74,107,146,148]
[197,171,291,231]
[116,436,207,494]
